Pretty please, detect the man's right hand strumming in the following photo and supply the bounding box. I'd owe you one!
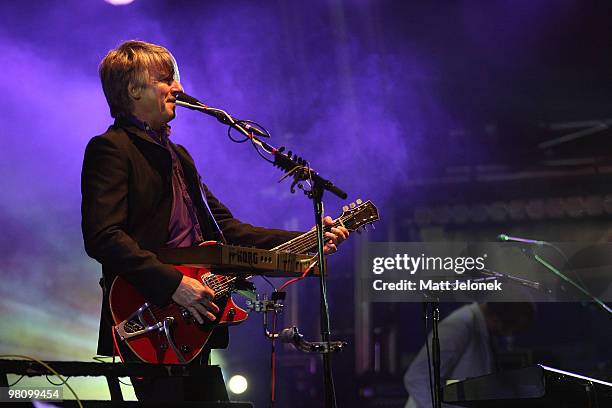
[171,275,219,324]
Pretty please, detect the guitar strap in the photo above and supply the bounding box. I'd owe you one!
[197,176,227,244]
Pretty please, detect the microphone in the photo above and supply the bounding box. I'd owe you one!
[174,91,206,108]
[278,327,317,353]
[497,234,545,246]
[173,91,267,137]
[278,326,346,354]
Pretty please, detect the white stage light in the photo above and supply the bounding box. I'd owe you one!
[105,0,135,5]
[228,375,248,394]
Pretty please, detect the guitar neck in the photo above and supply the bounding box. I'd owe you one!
[272,220,343,254]
[271,200,379,254]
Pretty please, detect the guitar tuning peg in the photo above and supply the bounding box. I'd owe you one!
[356,199,363,205]
[371,224,375,230]
[350,202,356,209]
[356,228,362,234]
[363,225,369,231]
[342,205,349,212]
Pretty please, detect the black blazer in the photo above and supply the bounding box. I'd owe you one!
[82,122,299,355]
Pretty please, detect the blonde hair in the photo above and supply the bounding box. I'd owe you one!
[99,40,179,118]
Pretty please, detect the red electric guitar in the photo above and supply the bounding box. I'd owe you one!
[109,200,379,364]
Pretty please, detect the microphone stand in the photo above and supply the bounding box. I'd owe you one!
[430,301,442,408]
[497,235,612,316]
[178,98,347,408]
[312,182,338,408]
[419,298,441,408]
[532,253,612,316]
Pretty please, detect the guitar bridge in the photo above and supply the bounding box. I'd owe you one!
[115,302,163,341]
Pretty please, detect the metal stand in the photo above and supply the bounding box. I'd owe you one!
[312,184,337,408]
[532,253,612,316]
[177,94,348,407]
[430,302,442,408]
[498,234,612,316]
[246,292,286,340]
[246,293,285,408]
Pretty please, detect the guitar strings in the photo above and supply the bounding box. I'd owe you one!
[279,218,347,254]
[283,209,365,253]
[278,224,334,253]
[275,221,338,253]
[202,274,236,297]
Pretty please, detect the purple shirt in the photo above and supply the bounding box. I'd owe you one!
[125,116,204,248]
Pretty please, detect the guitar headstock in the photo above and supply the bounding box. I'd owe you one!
[339,199,380,232]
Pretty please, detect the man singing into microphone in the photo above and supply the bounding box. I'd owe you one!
[81,40,348,402]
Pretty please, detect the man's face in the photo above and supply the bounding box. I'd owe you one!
[131,68,183,130]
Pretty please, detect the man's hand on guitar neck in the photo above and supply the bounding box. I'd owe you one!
[323,215,349,255]
[171,275,219,324]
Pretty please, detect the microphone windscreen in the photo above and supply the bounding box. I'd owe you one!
[174,91,201,106]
